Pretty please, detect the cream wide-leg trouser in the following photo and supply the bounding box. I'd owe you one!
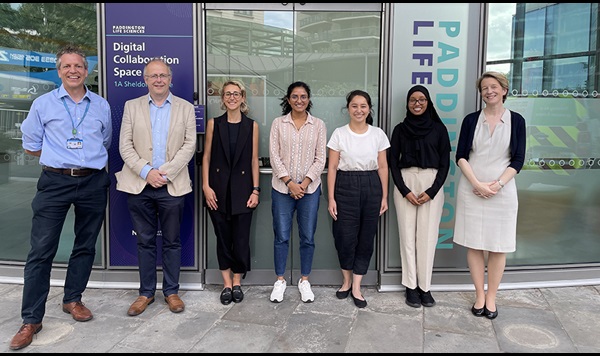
[393,167,444,292]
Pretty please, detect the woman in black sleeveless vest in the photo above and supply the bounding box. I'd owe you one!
[202,80,260,305]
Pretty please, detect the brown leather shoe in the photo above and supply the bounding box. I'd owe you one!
[165,294,185,313]
[127,296,155,316]
[9,323,42,350]
[62,301,93,322]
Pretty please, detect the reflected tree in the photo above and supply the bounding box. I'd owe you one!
[0,3,97,55]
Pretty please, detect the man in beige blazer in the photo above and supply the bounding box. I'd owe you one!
[115,58,196,317]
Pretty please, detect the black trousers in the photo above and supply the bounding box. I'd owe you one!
[332,170,382,275]
[209,210,253,276]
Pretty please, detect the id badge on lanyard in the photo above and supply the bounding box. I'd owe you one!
[67,138,83,149]
[62,97,89,150]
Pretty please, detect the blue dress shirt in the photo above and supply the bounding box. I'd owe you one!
[140,93,172,180]
[20,85,112,170]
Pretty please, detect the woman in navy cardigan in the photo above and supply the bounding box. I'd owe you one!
[454,71,526,320]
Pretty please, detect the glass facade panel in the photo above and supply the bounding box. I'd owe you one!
[291,10,382,276]
[204,8,382,283]
[547,3,591,55]
[487,3,600,266]
[0,2,597,285]
[521,60,543,94]
[486,4,516,62]
[0,3,102,265]
[205,9,295,276]
[523,6,545,58]
[551,57,590,92]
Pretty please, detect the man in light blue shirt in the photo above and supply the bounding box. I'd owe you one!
[10,44,112,351]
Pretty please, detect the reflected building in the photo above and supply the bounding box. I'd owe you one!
[0,3,598,289]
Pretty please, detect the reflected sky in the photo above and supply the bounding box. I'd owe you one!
[264,11,293,30]
[487,3,516,73]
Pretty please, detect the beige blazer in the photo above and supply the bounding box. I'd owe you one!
[116,94,197,197]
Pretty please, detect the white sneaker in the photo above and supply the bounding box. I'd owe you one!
[270,279,286,303]
[298,278,315,303]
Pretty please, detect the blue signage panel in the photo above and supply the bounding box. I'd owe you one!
[195,105,205,134]
[105,3,196,267]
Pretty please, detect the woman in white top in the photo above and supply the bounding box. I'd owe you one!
[454,71,526,320]
[327,90,390,308]
[268,81,327,304]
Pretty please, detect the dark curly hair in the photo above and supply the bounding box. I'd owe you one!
[280,81,313,115]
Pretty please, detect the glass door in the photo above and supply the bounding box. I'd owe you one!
[203,3,383,286]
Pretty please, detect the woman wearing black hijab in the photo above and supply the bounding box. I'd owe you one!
[389,85,451,308]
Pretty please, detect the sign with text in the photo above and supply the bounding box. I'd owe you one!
[105,3,196,267]
[195,105,205,134]
[0,47,57,68]
[389,3,481,267]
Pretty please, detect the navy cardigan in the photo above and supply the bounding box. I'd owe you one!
[455,109,526,173]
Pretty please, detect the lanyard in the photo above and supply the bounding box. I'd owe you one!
[61,97,90,136]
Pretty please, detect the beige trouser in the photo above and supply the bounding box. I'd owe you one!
[393,167,444,292]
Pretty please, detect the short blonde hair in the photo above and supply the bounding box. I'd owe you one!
[220,80,249,115]
[477,71,509,103]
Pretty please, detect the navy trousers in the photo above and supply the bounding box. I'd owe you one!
[127,185,185,298]
[21,169,109,324]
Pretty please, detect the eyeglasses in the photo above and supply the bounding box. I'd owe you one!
[290,94,308,101]
[224,91,242,98]
[145,74,171,80]
[408,98,428,105]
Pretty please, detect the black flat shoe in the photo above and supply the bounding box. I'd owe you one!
[405,287,422,308]
[232,285,244,303]
[471,304,485,317]
[351,292,367,308]
[484,306,498,320]
[220,287,233,305]
[418,288,436,307]
[336,285,352,299]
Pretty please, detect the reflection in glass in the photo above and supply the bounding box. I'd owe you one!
[489,3,600,266]
[0,3,101,264]
[205,9,382,279]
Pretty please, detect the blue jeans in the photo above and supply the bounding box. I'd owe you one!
[271,185,321,277]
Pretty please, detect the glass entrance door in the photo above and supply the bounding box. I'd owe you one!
[203,3,383,286]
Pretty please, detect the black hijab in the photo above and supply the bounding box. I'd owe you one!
[398,85,442,139]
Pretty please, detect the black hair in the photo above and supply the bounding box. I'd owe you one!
[345,89,374,125]
[280,81,313,115]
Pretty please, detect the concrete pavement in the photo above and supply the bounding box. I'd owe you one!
[1,283,599,353]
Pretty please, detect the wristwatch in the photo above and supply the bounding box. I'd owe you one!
[253,186,261,192]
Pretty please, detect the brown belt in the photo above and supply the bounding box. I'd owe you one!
[43,166,100,177]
